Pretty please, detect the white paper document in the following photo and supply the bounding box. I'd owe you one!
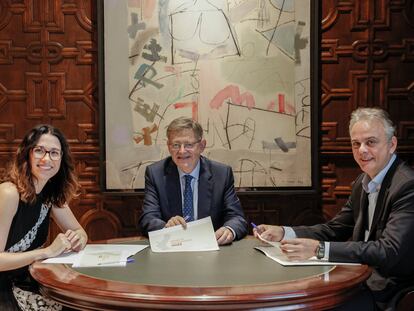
[41,251,81,264]
[255,235,360,266]
[149,216,219,252]
[42,244,148,267]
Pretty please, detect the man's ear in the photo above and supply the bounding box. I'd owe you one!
[390,136,397,154]
[199,139,206,152]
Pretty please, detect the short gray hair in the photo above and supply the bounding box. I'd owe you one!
[349,107,396,141]
[166,117,203,141]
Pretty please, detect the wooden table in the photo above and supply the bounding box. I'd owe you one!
[30,237,371,310]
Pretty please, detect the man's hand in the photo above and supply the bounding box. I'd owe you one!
[215,227,234,245]
[279,238,319,260]
[253,224,284,242]
[165,216,188,229]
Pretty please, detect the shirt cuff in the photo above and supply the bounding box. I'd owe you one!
[323,242,330,260]
[282,226,297,239]
[282,227,329,260]
[225,226,236,241]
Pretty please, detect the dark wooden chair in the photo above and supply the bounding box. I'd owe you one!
[387,286,414,311]
[396,289,414,311]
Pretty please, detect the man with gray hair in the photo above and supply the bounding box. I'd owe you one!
[139,117,248,245]
[253,107,414,309]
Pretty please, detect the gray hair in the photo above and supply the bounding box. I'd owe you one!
[166,117,203,141]
[349,107,396,141]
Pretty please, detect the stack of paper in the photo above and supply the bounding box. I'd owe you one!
[42,244,148,267]
[149,216,219,252]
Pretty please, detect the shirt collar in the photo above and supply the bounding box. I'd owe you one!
[178,160,201,181]
[362,154,396,193]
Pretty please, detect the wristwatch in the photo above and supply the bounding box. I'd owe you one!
[316,241,325,259]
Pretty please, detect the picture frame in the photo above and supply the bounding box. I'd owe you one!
[98,0,319,192]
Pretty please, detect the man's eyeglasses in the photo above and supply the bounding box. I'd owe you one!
[169,140,201,150]
[32,146,62,161]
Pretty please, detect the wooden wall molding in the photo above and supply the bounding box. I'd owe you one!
[321,0,414,217]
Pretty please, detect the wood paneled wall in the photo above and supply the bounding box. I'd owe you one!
[0,1,413,241]
[320,0,414,218]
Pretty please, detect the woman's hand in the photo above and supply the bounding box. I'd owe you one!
[44,233,72,258]
[65,229,87,252]
[51,203,88,252]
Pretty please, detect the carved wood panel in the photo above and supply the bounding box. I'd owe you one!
[321,0,414,217]
[0,1,413,241]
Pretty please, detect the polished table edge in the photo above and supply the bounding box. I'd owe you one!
[30,237,372,310]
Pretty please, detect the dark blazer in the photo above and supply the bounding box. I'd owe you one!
[293,157,414,302]
[139,156,248,239]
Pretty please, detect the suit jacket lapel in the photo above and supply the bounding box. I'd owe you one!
[197,157,213,219]
[368,188,390,240]
[368,158,400,240]
[165,159,183,217]
[354,186,368,241]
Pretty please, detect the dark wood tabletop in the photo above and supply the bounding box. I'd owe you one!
[30,237,371,310]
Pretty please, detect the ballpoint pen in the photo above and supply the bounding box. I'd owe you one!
[97,257,135,266]
[251,222,266,240]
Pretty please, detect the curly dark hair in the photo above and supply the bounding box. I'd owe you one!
[1,124,80,206]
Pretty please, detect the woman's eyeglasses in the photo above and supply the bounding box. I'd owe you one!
[32,146,62,161]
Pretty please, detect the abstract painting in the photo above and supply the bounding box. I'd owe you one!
[102,0,316,190]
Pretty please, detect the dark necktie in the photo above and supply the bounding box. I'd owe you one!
[183,175,194,221]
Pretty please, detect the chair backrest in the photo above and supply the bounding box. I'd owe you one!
[396,290,414,311]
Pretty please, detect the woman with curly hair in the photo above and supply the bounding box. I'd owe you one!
[0,124,88,310]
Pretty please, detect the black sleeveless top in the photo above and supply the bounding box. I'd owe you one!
[0,193,51,287]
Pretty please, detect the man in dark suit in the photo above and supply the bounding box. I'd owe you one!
[139,117,248,245]
[254,107,414,309]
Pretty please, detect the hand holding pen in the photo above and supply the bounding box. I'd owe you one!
[251,222,284,242]
[251,222,262,238]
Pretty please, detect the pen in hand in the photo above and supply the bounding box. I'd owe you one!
[251,222,261,234]
[251,223,271,243]
[251,223,280,247]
